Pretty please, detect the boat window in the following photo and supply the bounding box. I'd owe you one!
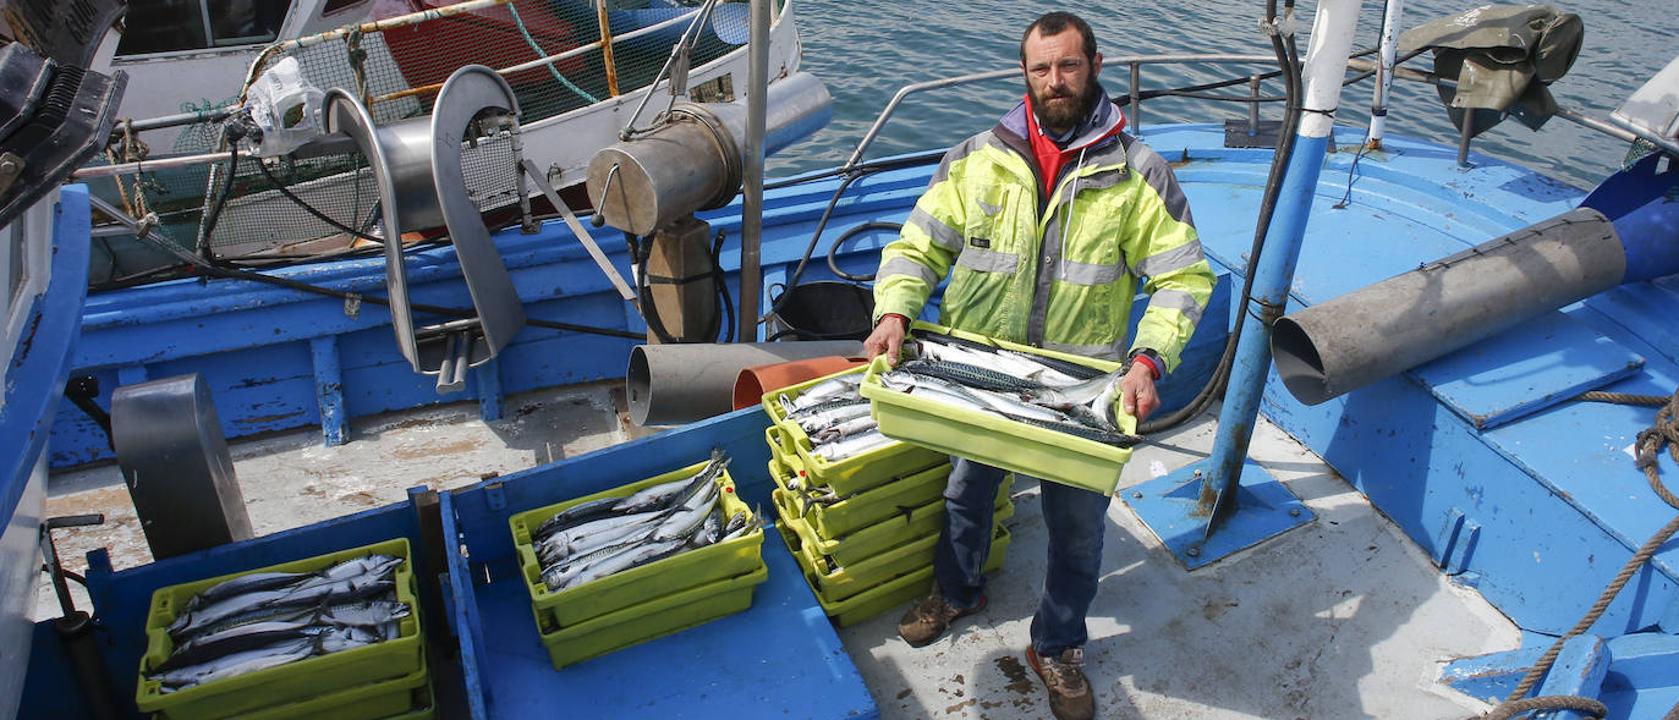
[116,0,292,56]
[323,0,370,16]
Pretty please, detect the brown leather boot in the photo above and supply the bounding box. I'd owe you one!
[1026,646,1095,720]
[895,591,986,647]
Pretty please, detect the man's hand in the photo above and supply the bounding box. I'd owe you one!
[1120,362,1159,422]
[863,315,907,366]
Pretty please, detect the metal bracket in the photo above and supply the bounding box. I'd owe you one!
[1122,458,1313,570]
[521,157,638,302]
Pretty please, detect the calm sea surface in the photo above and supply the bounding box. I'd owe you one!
[772,0,1675,190]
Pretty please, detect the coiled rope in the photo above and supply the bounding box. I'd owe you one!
[1476,387,1679,720]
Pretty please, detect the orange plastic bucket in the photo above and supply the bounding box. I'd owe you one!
[733,356,867,410]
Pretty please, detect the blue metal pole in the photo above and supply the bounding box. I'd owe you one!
[1199,0,1364,524]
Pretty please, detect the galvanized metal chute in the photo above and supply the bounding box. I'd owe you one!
[323,65,527,393]
[1273,84,1679,406]
[583,0,833,425]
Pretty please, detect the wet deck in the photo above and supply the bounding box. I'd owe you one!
[43,386,1517,718]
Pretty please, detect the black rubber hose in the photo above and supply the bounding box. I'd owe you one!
[827,221,902,282]
[755,170,870,326]
[1137,0,1303,434]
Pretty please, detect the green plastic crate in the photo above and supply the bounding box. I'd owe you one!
[509,459,765,629]
[538,564,769,669]
[761,366,945,495]
[375,680,435,720]
[773,481,1013,567]
[764,425,797,464]
[136,539,424,720]
[859,321,1138,496]
[780,519,1012,603]
[802,525,1011,627]
[237,658,430,720]
[770,456,952,539]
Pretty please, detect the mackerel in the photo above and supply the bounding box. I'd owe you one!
[812,415,878,444]
[789,376,863,410]
[813,430,894,461]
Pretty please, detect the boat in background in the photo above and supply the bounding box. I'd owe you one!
[75,0,803,282]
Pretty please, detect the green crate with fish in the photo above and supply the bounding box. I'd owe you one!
[769,456,953,539]
[772,478,1013,567]
[795,524,1012,627]
[237,656,430,720]
[761,365,945,495]
[509,450,766,630]
[135,538,424,720]
[536,563,770,669]
[858,321,1141,497]
[779,515,1012,603]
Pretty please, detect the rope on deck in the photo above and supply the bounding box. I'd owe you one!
[1474,387,1679,719]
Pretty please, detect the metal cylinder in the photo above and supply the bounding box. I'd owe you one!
[1272,208,1624,405]
[587,71,832,236]
[627,340,862,425]
[111,373,254,559]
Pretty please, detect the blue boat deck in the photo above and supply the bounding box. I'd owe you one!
[28,122,1679,718]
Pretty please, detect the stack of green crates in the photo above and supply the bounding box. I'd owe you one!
[762,367,1016,627]
[507,458,767,669]
[135,538,432,720]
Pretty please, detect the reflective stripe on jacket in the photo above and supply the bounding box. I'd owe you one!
[873,99,1215,372]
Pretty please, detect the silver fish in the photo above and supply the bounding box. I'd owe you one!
[531,496,623,542]
[796,402,873,434]
[813,430,895,461]
[813,415,878,444]
[789,376,863,410]
[555,538,689,590]
[156,638,317,691]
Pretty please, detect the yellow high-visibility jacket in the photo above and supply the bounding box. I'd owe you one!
[873,97,1215,372]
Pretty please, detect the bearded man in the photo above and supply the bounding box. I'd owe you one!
[863,11,1216,720]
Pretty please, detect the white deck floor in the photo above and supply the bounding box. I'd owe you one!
[43,386,1518,719]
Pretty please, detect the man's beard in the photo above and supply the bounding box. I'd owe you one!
[1034,82,1100,135]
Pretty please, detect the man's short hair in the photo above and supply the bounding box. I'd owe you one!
[1019,12,1098,65]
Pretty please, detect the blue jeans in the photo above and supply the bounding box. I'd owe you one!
[933,457,1110,656]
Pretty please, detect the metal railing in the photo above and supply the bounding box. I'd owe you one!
[843,52,1679,173]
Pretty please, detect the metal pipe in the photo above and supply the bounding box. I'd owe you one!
[627,340,863,425]
[1272,208,1624,405]
[1367,0,1404,149]
[737,0,770,343]
[1199,0,1364,522]
[118,106,235,135]
[70,150,230,179]
[1457,112,1474,167]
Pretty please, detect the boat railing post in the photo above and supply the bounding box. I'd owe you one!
[1248,73,1262,136]
[739,0,770,343]
[596,0,622,97]
[1367,0,1403,150]
[1129,61,1143,133]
